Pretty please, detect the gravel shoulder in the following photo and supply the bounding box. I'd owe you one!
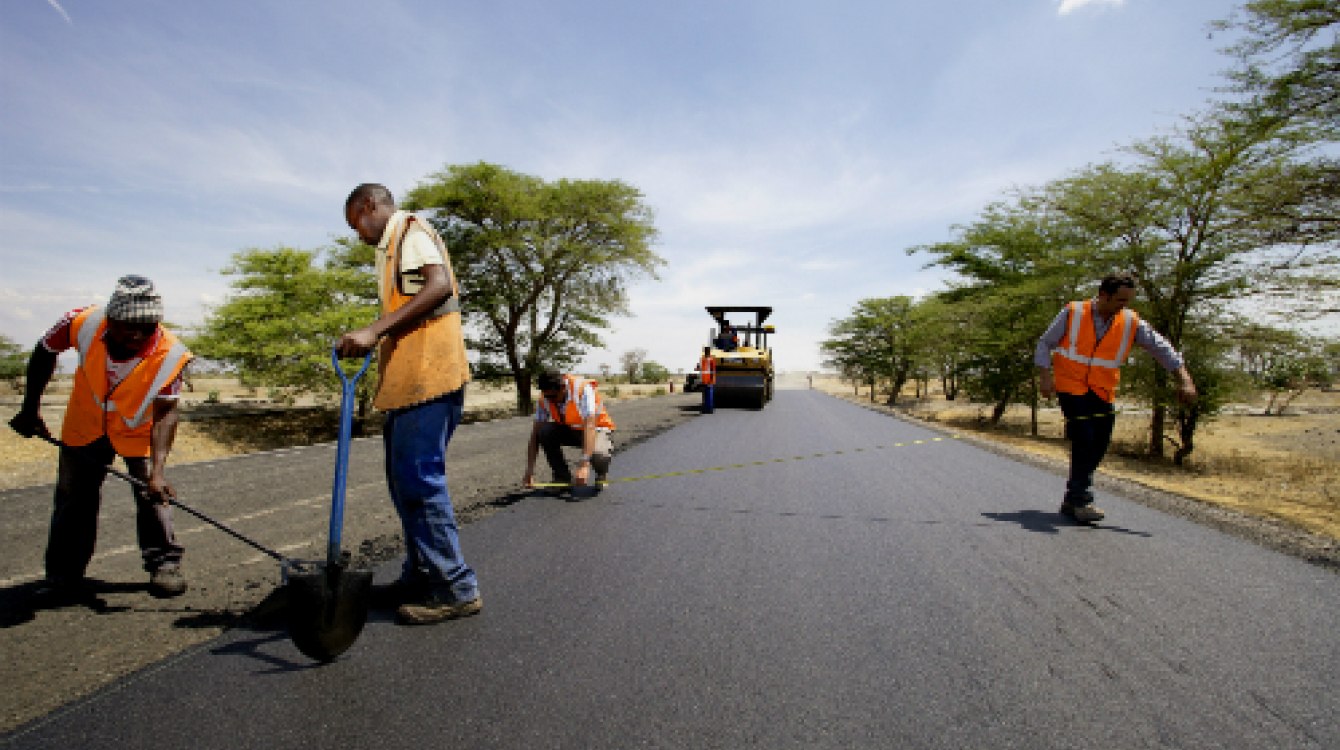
[0,392,702,735]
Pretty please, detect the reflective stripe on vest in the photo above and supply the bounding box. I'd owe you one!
[1054,301,1137,370]
[1051,300,1139,403]
[64,307,193,455]
[543,376,616,431]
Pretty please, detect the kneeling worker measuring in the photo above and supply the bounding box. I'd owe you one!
[525,369,617,496]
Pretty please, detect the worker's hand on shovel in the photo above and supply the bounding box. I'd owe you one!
[335,328,378,358]
[8,410,51,440]
[147,471,176,507]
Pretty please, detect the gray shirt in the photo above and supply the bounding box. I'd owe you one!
[1034,300,1184,373]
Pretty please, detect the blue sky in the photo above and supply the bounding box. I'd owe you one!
[2,0,1242,374]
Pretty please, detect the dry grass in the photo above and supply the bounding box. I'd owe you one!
[814,377,1340,541]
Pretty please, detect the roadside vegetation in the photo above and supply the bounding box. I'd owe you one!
[821,1,1340,538]
[823,0,1339,467]
[186,162,662,418]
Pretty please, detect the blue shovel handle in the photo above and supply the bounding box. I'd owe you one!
[328,345,374,565]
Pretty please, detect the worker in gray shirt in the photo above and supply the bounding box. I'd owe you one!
[1036,272,1197,523]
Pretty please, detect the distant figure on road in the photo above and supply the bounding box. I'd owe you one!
[524,369,617,497]
[699,347,716,414]
[336,183,480,626]
[1037,272,1197,523]
[715,319,739,352]
[9,276,193,600]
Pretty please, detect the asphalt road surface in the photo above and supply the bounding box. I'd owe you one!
[5,390,1339,749]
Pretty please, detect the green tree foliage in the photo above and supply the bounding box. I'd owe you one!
[1215,1,1340,135]
[404,162,662,413]
[640,361,670,383]
[821,297,921,405]
[916,195,1096,427]
[188,240,379,416]
[1223,319,1334,413]
[1049,111,1339,455]
[1,333,28,392]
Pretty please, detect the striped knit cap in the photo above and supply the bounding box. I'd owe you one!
[106,275,164,324]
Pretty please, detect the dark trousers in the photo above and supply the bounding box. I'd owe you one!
[47,437,183,583]
[1057,390,1115,506]
[537,423,614,481]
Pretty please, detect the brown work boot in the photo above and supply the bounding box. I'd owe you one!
[149,565,188,598]
[1060,502,1105,523]
[397,595,482,626]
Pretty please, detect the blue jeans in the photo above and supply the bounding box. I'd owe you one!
[1057,390,1115,506]
[383,388,478,603]
[702,385,714,413]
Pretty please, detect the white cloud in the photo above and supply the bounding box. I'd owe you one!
[43,0,71,25]
[1057,0,1125,15]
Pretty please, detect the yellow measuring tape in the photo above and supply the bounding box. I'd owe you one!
[532,435,963,488]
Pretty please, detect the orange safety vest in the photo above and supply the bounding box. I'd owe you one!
[374,214,472,411]
[698,355,716,386]
[542,376,616,431]
[62,307,193,457]
[1052,300,1139,403]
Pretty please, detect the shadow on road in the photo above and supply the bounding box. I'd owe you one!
[980,510,1154,538]
[0,578,154,627]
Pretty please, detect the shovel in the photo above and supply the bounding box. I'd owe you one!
[284,347,375,662]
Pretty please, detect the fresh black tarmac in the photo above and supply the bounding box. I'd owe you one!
[5,391,1339,749]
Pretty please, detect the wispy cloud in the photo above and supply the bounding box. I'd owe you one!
[43,0,72,24]
[1057,0,1125,15]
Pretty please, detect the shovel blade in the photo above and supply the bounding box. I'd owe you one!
[286,564,374,662]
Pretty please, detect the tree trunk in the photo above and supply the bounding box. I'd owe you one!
[868,377,876,402]
[1029,380,1039,437]
[514,370,534,415]
[886,372,909,406]
[989,391,1013,425]
[1149,404,1166,458]
[1148,367,1169,457]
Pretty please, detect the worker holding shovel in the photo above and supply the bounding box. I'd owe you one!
[337,183,480,626]
[1037,272,1197,523]
[9,276,193,601]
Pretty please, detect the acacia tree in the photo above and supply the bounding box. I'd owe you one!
[1215,1,1340,135]
[188,239,379,417]
[1049,110,1339,456]
[620,348,648,384]
[916,194,1096,428]
[820,297,922,405]
[404,162,662,413]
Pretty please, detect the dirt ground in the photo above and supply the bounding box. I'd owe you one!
[814,377,1340,541]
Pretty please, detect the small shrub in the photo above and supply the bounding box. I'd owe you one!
[609,386,620,398]
[655,388,666,396]
[206,390,221,404]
